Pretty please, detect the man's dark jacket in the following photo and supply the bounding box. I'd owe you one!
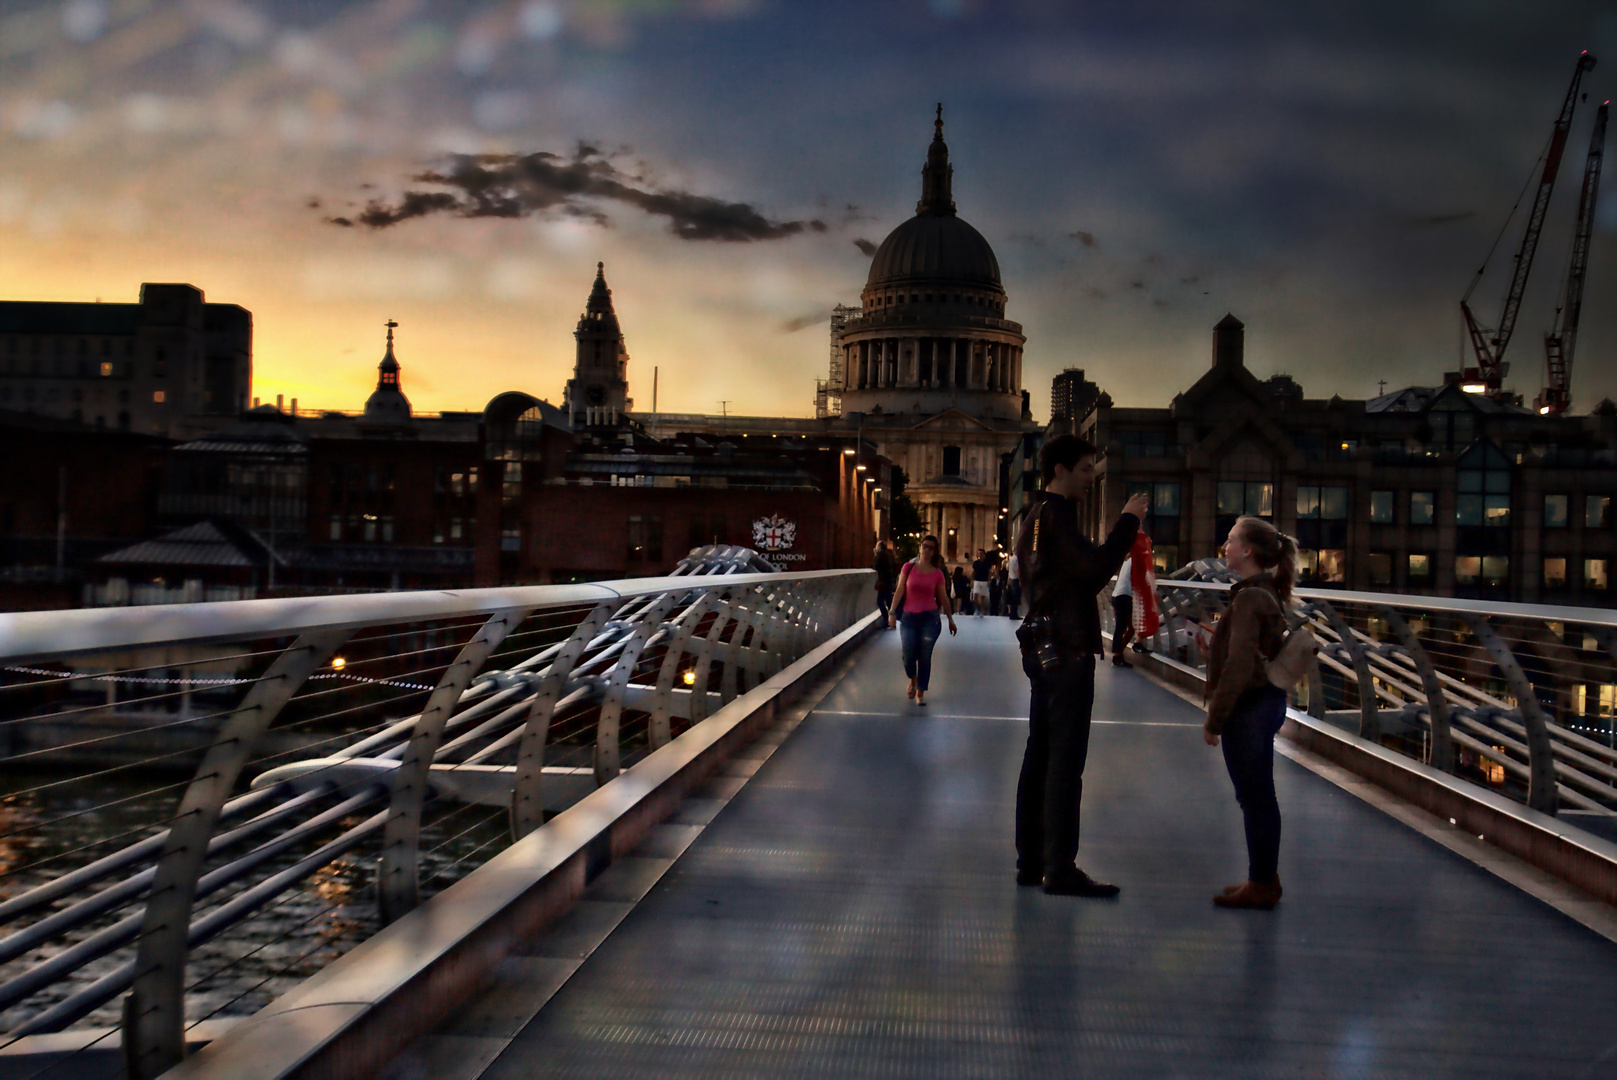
[1014,492,1140,656]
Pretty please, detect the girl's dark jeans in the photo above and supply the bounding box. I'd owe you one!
[1221,685,1287,882]
[899,611,942,691]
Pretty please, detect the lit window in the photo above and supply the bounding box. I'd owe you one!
[152,390,165,404]
[1482,556,1509,585]
[329,516,342,541]
[1370,490,1394,524]
[1317,549,1345,583]
[1410,491,1435,525]
[381,516,394,543]
[1588,495,1612,530]
[501,527,521,552]
[1456,556,1481,585]
[1587,559,1609,590]
[1544,558,1567,589]
[1407,553,1431,580]
[99,361,113,377]
[450,517,463,540]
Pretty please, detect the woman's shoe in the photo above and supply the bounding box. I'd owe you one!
[906,679,916,700]
[1213,876,1282,909]
[916,691,927,706]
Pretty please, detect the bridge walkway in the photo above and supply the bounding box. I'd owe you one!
[395,616,1617,1079]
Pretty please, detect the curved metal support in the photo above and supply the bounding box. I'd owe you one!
[648,595,713,750]
[510,602,614,840]
[1314,599,1380,742]
[719,595,760,703]
[380,607,531,924]
[1463,614,1559,814]
[123,629,351,1080]
[1295,606,1326,720]
[595,594,681,785]
[1379,606,1455,772]
[687,596,735,725]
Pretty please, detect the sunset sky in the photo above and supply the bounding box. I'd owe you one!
[2,0,1614,420]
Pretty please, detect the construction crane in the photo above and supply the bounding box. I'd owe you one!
[1458,52,1597,398]
[1535,100,1608,414]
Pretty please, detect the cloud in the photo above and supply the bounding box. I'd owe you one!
[334,144,825,241]
[853,238,878,256]
[1402,211,1477,228]
[1068,230,1097,247]
[778,311,827,333]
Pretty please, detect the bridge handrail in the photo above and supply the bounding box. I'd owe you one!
[0,569,863,663]
[1152,579,1617,629]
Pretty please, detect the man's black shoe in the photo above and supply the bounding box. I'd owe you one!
[1042,868,1121,898]
[1111,655,1131,668]
[1016,866,1044,887]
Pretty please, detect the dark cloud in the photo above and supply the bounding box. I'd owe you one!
[779,311,827,333]
[335,145,823,242]
[1068,230,1097,247]
[853,238,878,256]
[1402,211,1478,228]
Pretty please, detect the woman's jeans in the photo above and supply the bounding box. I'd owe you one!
[1221,685,1287,882]
[899,611,943,691]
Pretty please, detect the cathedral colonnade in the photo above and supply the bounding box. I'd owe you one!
[843,338,1022,394]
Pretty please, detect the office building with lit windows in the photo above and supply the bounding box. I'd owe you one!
[1058,314,1617,607]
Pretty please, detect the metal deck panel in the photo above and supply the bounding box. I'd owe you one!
[478,618,1617,1079]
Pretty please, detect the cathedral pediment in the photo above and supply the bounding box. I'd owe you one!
[910,408,994,432]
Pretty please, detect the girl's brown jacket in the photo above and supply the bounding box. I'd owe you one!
[1203,574,1288,734]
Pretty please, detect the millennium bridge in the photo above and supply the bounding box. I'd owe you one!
[0,547,1613,1079]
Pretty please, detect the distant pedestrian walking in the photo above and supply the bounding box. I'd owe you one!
[1203,515,1298,911]
[873,540,897,625]
[1006,552,1022,619]
[970,550,992,616]
[952,565,972,615]
[889,535,957,706]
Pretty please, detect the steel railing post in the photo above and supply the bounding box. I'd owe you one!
[1379,606,1455,772]
[1463,614,1560,814]
[123,628,351,1080]
[1314,599,1381,742]
[510,602,615,840]
[380,608,532,924]
[595,594,681,786]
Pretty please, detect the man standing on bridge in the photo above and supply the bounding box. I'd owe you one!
[1014,434,1149,897]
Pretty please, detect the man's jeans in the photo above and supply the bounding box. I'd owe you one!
[1015,653,1097,876]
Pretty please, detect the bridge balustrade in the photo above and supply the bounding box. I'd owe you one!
[1123,576,1617,826]
[0,546,869,1079]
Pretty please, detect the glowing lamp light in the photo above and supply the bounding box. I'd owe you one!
[681,669,697,687]
[1461,382,1487,394]
[872,487,882,493]
[856,464,867,471]
[843,448,856,455]
[331,657,347,671]
[1540,406,1552,415]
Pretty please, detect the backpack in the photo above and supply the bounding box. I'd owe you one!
[1265,600,1319,690]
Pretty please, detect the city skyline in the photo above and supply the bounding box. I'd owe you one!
[2,1,1615,420]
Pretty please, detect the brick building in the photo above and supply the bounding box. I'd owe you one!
[0,283,251,439]
[1054,314,1617,606]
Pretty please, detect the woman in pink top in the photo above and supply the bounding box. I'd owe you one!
[887,534,957,705]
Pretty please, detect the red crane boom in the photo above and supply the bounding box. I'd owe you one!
[1536,101,1608,414]
[1459,52,1597,397]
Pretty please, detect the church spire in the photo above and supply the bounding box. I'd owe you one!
[377,319,400,390]
[917,102,955,216]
